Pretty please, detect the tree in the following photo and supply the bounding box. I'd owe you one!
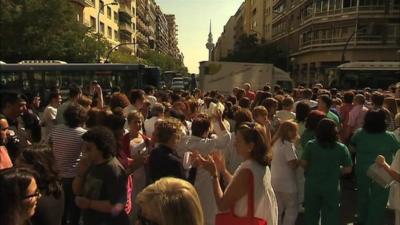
[0,0,110,62]
[221,34,288,70]
[142,49,187,74]
[108,51,140,64]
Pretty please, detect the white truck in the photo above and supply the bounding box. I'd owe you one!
[198,61,293,94]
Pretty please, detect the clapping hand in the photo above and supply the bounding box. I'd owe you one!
[376,155,390,169]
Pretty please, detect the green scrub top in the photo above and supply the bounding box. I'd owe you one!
[327,111,340,126]
[350,129,400,172]
[302,140,352,189]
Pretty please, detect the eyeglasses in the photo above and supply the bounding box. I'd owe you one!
[137,209,160,225]
[23,190,41,200]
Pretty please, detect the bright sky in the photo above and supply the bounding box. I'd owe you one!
[157,0,244,74]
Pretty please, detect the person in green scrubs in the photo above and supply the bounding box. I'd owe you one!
[350,109,400,225]
[300,110,326,150]
[301,118,352,225]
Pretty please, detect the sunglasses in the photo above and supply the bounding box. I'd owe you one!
[23,190,41,200]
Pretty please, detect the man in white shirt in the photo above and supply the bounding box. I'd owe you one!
[276,97,296,122]
[144,103,165,138]
[41,92,62,143]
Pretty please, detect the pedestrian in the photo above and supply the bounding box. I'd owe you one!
[271,121,299,225]
[0,118,13,169]
[301,118,352,225]
[350,109,400,225]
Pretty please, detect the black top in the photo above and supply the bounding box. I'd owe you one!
[149,144,185,182]
[31,192,64,225]
[81,157,129,225]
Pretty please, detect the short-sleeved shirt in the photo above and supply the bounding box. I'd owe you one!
[327,111,340,126]
[302,140,352,190]
[81,157,128,225]
[350,129,400,172]
[271,139,298,193]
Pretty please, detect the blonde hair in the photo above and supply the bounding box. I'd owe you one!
[272,120,298,144]
[253,106,268,118]
[136,177,204,225]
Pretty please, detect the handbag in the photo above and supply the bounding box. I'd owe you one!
[215,169,267,225]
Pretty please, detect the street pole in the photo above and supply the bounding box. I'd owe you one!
[104,42,136,63]
[97,1,118,63]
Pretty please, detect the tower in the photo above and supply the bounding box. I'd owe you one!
[205,20,215,61]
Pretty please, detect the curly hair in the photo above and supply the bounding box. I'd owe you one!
[154,118,182,144]
[82,126,117,158]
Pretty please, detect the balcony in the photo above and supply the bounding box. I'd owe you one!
[72,0,94,7]
[119,4,132,17]
[119,22,133,34]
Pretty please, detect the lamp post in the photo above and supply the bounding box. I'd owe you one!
[97,1,118,63]
[104,42,137,63]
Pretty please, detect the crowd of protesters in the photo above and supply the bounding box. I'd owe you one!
[0,80,400,225]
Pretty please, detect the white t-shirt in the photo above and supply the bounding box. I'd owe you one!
[41,105,57,143]
[144,116,159,138]
[271,139,298,193]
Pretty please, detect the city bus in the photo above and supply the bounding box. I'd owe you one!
[0,61,161,97]
[330,61,400,90]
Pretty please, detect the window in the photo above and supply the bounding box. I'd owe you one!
[100,0,104,14]
[107,6,112,19]
[100,22,105,34]
[343,0,356,7]
[108,26,112,38]
[132,6,135,15]
[132,22,136,31]
[114,12,118,23]
[90,16,96,29]
[91,0,95,7]
[114,30,119,41]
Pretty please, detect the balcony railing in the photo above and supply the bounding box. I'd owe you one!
[119,4,132,17]
[72,0,94,7]
[299,35,398,50]
[119,23,133,33]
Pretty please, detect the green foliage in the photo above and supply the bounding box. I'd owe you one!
[221,34,288,70]
[0,0,110,62]
[142,49,187,74]
[108,51,139,64]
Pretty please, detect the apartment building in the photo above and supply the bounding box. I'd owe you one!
[155,6,169,55]
[118,0,136,54]
[73,0,120,46]
[165,14,180,58]
[271,0,400,84]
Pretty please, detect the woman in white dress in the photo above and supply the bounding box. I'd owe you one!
[200,122,278,225]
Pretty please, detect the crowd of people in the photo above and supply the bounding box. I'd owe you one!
[0,81,400,225]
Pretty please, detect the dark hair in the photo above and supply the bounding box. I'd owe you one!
[0,92,26,110]
[237,122,269,166]
[238,97,251,108]
[109,93,130,110]
[128,89,145,104]
[0,168,37,225]
[343,91,355,104]
[234,108,253,131]
[371,91,384,107]
[363,109,387,133]
[48,92,60,102]
[144,85,155,94]
[63,104,86,128]
[316,119,338,147]
[296,101,311,123]
[302,89,313,99]
[18,145,62,198]
[191,115,211,137]
[318,94,332,109]
[69,83,82,98]
[305,110,326,130]
[82,126,117,158]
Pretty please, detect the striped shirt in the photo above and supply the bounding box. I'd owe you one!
[49,124,86,178]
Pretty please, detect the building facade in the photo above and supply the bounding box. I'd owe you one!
[271,0,400,85]
[155,5,169,55]
[165,14,180,58]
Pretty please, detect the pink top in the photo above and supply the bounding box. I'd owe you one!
[0,146,13,169]
[348,105,369,133]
